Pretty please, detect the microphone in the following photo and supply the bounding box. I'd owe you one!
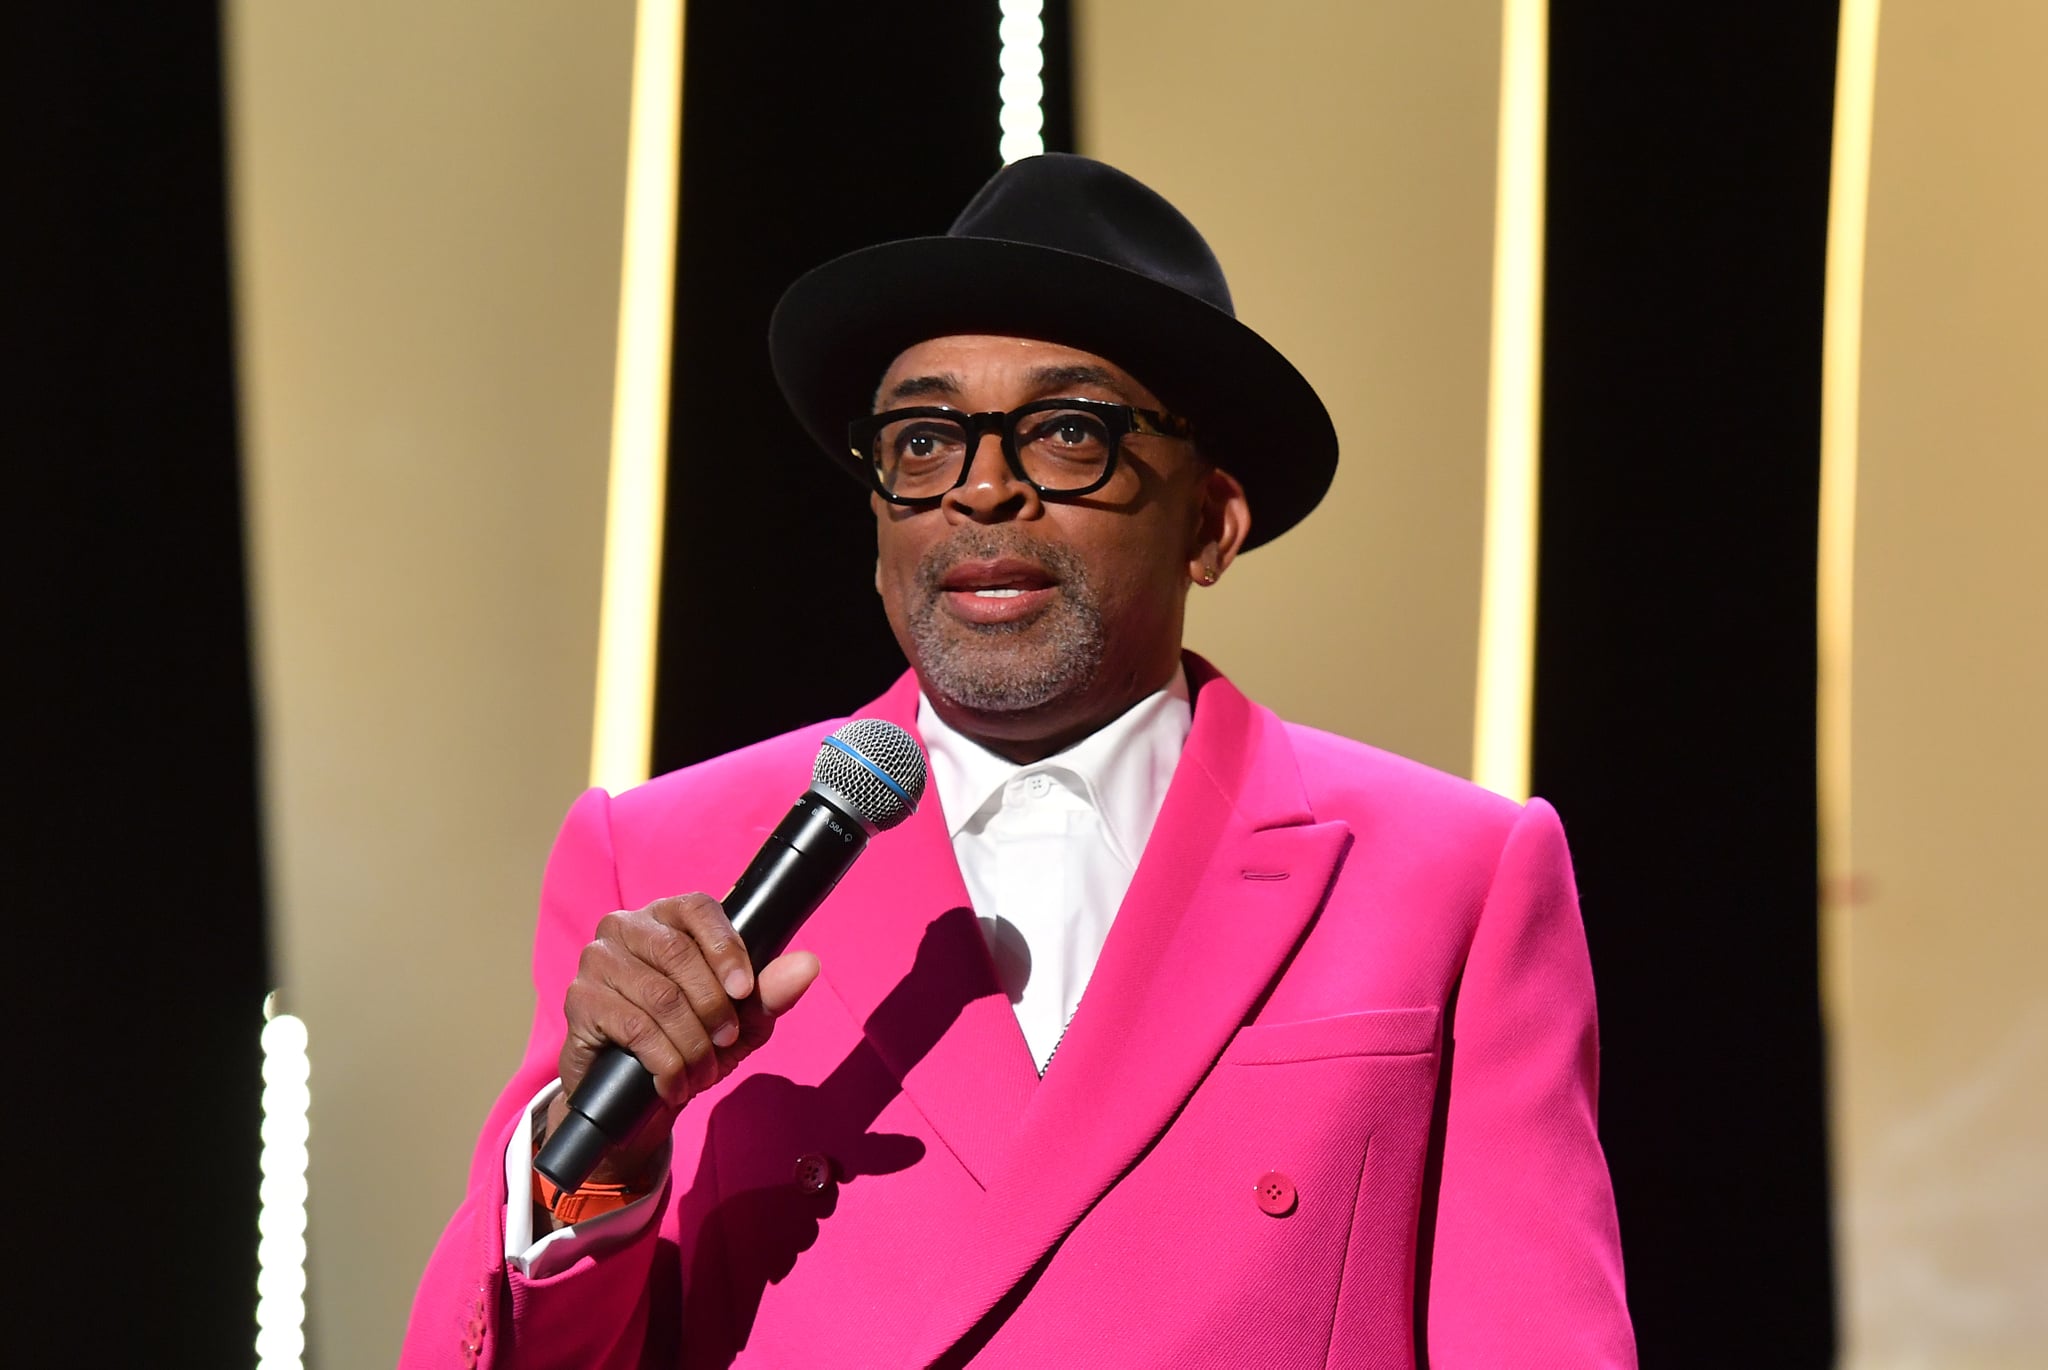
[534,719,928,1193]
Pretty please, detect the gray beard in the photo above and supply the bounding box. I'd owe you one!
[906,529,1106,714]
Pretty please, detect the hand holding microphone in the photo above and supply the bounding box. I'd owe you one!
[539,892,817,1195]
[534,720,928,1197]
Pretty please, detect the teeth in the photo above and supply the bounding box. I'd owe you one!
[972,588,1026,598]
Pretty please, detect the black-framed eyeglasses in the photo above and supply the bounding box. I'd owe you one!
[847,397,1195,506]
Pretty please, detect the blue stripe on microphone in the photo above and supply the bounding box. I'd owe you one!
[821,734,916,812]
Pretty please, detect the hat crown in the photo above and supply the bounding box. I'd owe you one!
[948,154,1236,318]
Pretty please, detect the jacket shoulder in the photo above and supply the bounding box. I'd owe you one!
[1279,719,1528,845]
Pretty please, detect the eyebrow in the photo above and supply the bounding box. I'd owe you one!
[1025,364,1134,402]
[876,373,963,407]
[873,362,1139,411]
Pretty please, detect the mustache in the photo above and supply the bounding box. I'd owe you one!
[913,528,1088,596]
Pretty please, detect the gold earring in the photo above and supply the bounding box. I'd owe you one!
[1197,557,1218,586]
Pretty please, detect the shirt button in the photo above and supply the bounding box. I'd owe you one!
[1024,773,1053,799]
[1254,1170,1297,1217]
[793,1152,835,1194]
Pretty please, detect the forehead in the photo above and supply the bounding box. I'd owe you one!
[873,335,1163,411]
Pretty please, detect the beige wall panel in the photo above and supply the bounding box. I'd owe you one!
[1842,2,2048,1364]
[1078,1,1502,775]
[225,4,635,1363]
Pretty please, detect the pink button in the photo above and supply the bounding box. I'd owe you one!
[794,1153,835,1193]
[1254,1170,1297,1217]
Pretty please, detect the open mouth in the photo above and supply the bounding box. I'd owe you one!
[939,557,1056,594]
[936,557,1060,622]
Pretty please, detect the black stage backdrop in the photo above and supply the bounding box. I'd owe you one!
[652,1,1074,773]
[1537,6,1840,1364]
[10,9,272,1366]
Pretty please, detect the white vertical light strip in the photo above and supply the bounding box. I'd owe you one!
[998,0,1047,163]
[254,997,311,1370]
[1819,0,1881,1082]
[590,0,686,794]
[1472,0,1549,802]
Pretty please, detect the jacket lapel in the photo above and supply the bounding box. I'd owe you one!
[795,673,1038,1190]
[909,659,1353,1363]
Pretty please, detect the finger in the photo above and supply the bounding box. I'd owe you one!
[601,952,722,1103]
[614,908,742,1052]
[559,956,690,1101]
[652,893,756,1002]
[734,951,821,1052]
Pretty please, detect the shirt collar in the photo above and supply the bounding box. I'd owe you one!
[918,665,1193,869]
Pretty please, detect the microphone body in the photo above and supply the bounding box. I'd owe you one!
[535,721,925,1193]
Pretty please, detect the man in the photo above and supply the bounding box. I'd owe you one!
[404,154,1633,1368]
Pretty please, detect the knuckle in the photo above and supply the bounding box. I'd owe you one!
[578,933,630,981]
[640,974,687,1020]
[677,891,733,934]
[612,1011,656,1051]
[647,895,696,927]
[593,910,630,942]
[647,924,707,981]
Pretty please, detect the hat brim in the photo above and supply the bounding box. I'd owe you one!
[768,236,1337,550]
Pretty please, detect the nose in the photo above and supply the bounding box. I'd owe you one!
[941,429,1039,524]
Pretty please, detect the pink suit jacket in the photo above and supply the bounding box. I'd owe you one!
[403,658,1634,1367]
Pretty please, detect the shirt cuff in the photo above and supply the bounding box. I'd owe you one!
[502,1079,669,1279]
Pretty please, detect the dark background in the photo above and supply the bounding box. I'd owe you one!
[16,1,1837,1363]
[12,10,272,1367]
[1535,7,1840,1363]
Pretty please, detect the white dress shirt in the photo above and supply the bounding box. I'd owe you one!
[920,667,1191,1071]
[504,668,1192,1272]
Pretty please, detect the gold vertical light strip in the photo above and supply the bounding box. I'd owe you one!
[1472,0,1549,802]
[1819,0,1881,1044]
[590,0,685,793]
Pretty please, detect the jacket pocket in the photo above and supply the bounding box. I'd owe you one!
[1222,1005,1441,1065]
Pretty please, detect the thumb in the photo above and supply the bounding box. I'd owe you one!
[755,950,821,1018]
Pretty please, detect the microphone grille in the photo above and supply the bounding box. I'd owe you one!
[811,719,928,831]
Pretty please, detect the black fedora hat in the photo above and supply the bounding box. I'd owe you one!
[768,154,1337,550]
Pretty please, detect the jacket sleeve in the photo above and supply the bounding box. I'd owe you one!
[1421,798,1636,1367]
[399,787,673,1370]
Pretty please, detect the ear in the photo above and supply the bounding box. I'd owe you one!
[1186,465,1251,586]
